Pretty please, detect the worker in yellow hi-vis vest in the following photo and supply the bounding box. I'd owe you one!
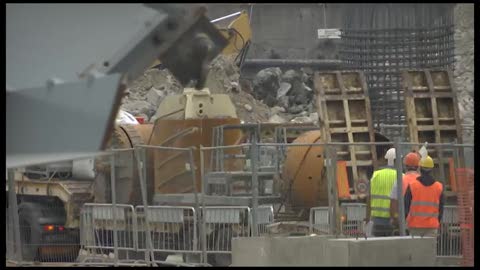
[365,147,401,237]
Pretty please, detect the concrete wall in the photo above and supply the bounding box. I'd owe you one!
[453,4,474,147]
[205,4,344,60]
[232,236,436,266]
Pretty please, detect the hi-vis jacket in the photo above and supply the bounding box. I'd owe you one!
[406,180,443,228]
[370,167,398,218]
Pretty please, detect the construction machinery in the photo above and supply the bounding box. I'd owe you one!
[7,5,466,266]
[151,10,252,70]
[7,69,393,265]
[6,3,230,263]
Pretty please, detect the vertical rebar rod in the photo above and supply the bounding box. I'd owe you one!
[394,138,406,236]
[110,153,119,266]
[7,169,22,262]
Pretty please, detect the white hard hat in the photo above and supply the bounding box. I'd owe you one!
[384,148,396,160]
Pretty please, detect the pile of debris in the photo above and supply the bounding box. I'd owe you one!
[204,55,270,123]
[121,55,271,123]
[121,55,318,125]
[251,67,318,124]
[121,68,183,122]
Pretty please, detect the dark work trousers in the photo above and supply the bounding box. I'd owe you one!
[372,217,394,237]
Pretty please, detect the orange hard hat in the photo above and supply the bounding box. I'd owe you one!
[404,152,421,167]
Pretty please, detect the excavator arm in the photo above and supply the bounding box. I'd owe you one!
[150,10,252,70]
[6,4,227,168]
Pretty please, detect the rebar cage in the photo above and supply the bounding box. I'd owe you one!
[339,4,455,140]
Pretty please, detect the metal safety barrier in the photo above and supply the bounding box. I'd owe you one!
[341,203,367,237]
[309,204,367,237]
[437,205,461,257]
[250,205,274,235]
[80,204,137,257]
[309,207,330,235]
[6,209,15,260]
[78,203,276,265]
[202,206,251,254]
[135,205,198,260]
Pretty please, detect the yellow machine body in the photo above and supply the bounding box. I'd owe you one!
[149,10,252,68]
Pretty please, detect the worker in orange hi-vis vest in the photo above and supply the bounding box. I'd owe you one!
[404,155,445,238]
[389,151,421,230]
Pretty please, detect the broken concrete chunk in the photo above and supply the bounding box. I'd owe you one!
[253,67,282,101]
[122,100,154,116]
[268,114,287,123]
[146,87,165,106]
[244,104,253,112]
[230,81,240,92]
[278,96,290,110]
[270,106,286,115]
[303,82,312,92]
[277,82,292,98]
[309,112,319,123]
[289,104,306,114]
[290,116,312,123]
[282,69,299,83]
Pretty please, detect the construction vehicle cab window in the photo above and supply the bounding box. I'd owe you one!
[6,3,473,267]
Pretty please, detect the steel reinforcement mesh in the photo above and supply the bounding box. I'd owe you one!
[339,4,455,140]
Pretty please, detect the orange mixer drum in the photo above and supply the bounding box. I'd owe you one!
[94,124,154,205]
[150,118,243,194]
[283,130,327,208]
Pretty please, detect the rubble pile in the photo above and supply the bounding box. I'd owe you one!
[252,67,318,124]
[453,4,474,144]
[122,69,183,122]
[121,55,318,124]
[204,54,270,123]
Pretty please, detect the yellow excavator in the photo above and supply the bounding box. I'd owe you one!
[150,10,252,70]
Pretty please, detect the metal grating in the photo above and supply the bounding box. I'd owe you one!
[339,4,455,140]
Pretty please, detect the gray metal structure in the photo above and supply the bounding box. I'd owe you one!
[6,4,227,169]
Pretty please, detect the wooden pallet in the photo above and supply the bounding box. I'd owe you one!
[402,69,464,190]
[314,71,377,195]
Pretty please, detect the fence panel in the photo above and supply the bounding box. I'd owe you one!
[6,207,16,261]
[437,205,461,257]
[455,168,474,266]
[309,207,330,235]
[202,206,250,253]
[80,203,136,261]
[135,205,198,262]
[250,205,275,235]
[341,203,367,237]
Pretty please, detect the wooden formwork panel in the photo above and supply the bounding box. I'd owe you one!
[402,69,464,190]
[314,71,377,195]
